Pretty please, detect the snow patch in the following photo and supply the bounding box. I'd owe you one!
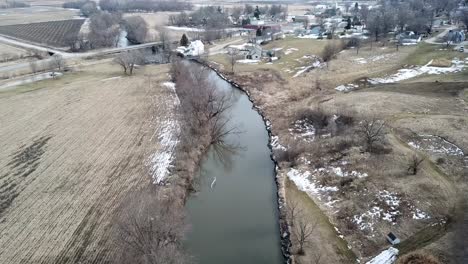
[335,83,358,92]
[369,59,465,84]
[365,247,399,264]
[408,135,464,156]
[149,82,180,184]
[237,59,260,64]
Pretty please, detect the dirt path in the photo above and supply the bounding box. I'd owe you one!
[0,62,173,263]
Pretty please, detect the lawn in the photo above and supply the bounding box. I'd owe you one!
[404,43,467,66]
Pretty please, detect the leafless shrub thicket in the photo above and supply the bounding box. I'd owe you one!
[407,154,424,175]
[321,42,344,67]
[396,252,442,264]
[114,51,144,75]
[124,16,148,44]
[114,187,190,264]
[88,11,122,48]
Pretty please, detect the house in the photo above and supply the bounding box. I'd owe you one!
[397,31,422,45]
[227,43,264,60]
[176,40,204,57]
[447,30,466,43]
[386,232,400,245]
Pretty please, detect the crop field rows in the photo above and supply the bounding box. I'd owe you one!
[0,19,85,48]
[0,63,172,263]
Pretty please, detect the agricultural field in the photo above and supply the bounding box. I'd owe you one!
[0,19,85,48]
[0,6,78,26]
[0,62,176,263]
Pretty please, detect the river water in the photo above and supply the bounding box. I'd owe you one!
[185,68,284,264]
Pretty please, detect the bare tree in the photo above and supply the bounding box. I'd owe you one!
[114,51,144,75]
[294,215,318,255]
[226,48,240,73]
[408,154,424,175]
[114,187,190,264]
[357,118,386,152]
[49,54,65,78]
[322,42,342,68]
[29,59,39,74]
[157,27,171,52]
[175,63,234,145]
[286,200,302,227]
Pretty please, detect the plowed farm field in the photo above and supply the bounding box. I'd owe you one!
[0,19,85,48]
[0,62,175,263]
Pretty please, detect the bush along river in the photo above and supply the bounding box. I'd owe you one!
[185,62,287,263]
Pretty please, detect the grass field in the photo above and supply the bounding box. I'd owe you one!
[0,62,175,263]
[0,43,30,61]
[0,19,85,48]
[0,6,78,26]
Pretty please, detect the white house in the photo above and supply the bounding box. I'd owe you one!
[176,40,205,57]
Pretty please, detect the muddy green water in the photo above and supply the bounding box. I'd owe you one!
[185,68,284,264]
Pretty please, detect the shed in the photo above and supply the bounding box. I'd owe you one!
[386,232,400,245]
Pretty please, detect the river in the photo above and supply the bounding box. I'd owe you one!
[185,66,284,264]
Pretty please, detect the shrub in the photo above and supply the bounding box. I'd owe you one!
[296,108,329,129]
[397,252,442,264]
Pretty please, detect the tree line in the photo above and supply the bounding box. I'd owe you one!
[63,0,192,13]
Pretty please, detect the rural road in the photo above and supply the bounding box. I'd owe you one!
[0,35,162,74]
[424,26,456,44]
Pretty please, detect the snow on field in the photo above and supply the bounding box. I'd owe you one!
[335,83,359,92]
[289,119,316,141]
[352,190,430,233]
[271,135,287,151]
[0,72,63,91]
[355,58,368,64]
[149,82,180,184]
[237,59,260,64]
[365,247,399,264]
[408,135,464,156]
[285,48,299,55]
[165,26,205,32]
[297,34,320,39]
[287,169,338,198]
[369,59,465,84]
[288,166,369,203]
[293,60,323,77]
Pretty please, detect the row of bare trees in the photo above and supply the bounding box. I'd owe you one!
[171,59,234,145]
[114,187,190,264]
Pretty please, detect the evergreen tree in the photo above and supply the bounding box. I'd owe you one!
[180,34,189,47]
[254,6,260,19]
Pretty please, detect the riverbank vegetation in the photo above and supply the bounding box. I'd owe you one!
[207,31,468,263]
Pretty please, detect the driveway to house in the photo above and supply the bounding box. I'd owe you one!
[424,26,457,44]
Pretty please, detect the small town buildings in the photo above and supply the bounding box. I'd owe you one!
[397,31,422,45]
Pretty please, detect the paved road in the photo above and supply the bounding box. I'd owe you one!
[0,35,162,74]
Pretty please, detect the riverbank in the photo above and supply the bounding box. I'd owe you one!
[192,59,293,263]
[204,42,468,263]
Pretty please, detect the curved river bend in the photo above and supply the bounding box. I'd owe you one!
[185,66,284,264]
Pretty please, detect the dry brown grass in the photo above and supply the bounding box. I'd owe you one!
[0,62,174,263]
[397,251,442,264]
